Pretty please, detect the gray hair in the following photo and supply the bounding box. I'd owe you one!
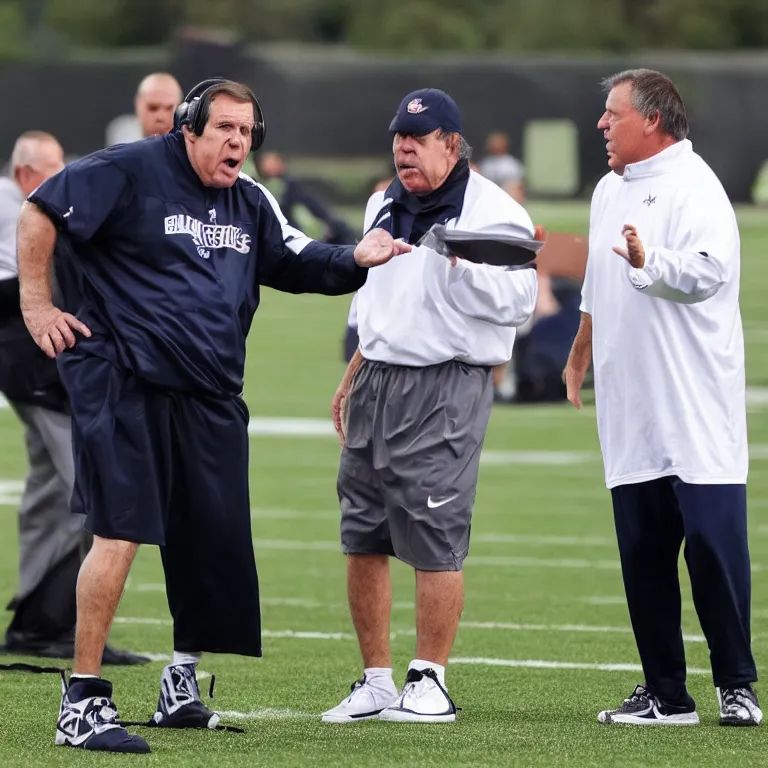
[601,68,689,141]
[10,131,59,171]
[437,128,473,161]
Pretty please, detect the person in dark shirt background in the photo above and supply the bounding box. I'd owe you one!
[255,151,358,244]
[16,77,409,754]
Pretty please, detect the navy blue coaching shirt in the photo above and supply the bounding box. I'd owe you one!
[28,132,366,398]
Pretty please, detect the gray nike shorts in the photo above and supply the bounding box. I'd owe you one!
[337,359,493,571]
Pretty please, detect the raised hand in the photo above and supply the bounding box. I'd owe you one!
[613,224,645,268]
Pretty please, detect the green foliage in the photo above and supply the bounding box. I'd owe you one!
[2,0,768,53]
[346,0,484,52]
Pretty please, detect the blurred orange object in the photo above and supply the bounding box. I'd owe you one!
[535,231,588,282]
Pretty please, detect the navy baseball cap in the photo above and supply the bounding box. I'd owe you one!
[389,88,462,136]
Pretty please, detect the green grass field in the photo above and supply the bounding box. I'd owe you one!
[0,202,767,767]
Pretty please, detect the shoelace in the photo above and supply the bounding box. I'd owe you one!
[622,686,651,707]
[722,688,752,709]
[91,699,120,733]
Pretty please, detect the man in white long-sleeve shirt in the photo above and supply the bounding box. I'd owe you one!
[323,88,538,724]
[565,68,761,727]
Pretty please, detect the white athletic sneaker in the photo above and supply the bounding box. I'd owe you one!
[321,676,399,723]
[598,684,699,726]
[378,668,457,723]
[718,686,763,726]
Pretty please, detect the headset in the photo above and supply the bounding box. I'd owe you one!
[173,77,266,153]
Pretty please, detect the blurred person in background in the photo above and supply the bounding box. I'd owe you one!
[0,131,147,667]
[478,131,525,203]
[255,151,357,244]
[134,72,183,138]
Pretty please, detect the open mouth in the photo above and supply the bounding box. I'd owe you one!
[224,159,239,169]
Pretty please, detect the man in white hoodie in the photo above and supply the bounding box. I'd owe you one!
[564,68,760,727]
[323,88,539,724]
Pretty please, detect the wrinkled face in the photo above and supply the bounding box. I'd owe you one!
[135,85,180,137]
[597,82,656,174]
[185,94,254,188]
[14,140,65,197]
[393,130,457,195]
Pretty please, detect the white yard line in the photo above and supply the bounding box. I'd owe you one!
[249,539,764,572]
[473,533,614,547]
[450,657,710,675]
[459,621,706,643]
[217,709,315,720]
[115,617,709,644]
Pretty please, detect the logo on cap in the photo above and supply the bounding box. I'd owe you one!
[407,98,428,114]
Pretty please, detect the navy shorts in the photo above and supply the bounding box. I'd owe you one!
[60,352,261,656]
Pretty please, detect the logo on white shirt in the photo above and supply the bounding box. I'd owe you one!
[164,214,251,260]
[643,193,656,206]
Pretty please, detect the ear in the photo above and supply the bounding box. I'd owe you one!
[182,124,197,144]
[645,109,662,136]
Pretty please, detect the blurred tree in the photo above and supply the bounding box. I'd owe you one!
[487,0,625,51]
[10,0,768,53]
[346,0,484,52]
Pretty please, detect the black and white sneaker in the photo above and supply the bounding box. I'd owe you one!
[598,684,699,726]
[55,676,151,753]
[152,663,220,729]
[718,686,763,726]
[378,668,458,723]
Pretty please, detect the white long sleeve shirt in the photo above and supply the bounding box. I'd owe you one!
[581,139,747,489]
[356,170,538,367]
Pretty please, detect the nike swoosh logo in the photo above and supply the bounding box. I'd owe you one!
[427,494,459,509]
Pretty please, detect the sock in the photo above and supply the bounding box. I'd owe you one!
[409,658,446,689]
[70,673,99,680]
[364,667,396,692]
[172,651,202,667]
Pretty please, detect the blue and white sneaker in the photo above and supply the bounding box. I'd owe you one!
[718,686,763,726]
[598,684,699,725]
[55,676,150,753]
[378,668,458,723]
[152,663,220,729]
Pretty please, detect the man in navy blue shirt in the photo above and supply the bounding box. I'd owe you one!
[16,78,408,754]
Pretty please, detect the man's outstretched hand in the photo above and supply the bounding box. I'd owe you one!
[354,228,412,268]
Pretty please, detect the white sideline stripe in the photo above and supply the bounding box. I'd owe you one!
[473,533,614,547]
[115,617,705,643]
[250,539,764,572]
[263,630,355,641]
[582,596,628,606]
[248,417,335,437]
[254,539,340,552]
[481,450,597,466]
[459,621,707,643]
[450,657,710,675]
[137,652,171,662]
[218,709,314,720]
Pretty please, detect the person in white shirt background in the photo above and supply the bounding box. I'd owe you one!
[324,88,540,724]
[564,68,761,727]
